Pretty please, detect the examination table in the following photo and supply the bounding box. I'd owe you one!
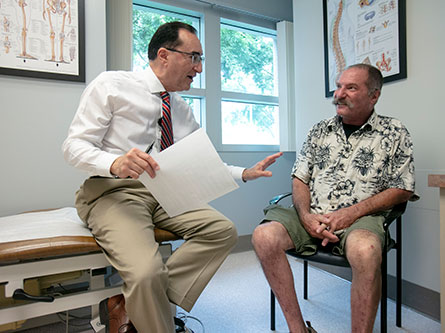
[0,208,179,330]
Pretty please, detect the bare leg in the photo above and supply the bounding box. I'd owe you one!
[346,229,382,333]
[252,222,307,333]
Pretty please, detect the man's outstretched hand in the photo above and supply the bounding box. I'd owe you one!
[242,152,283,181]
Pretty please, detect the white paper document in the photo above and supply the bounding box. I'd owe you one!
[139,128,239,217]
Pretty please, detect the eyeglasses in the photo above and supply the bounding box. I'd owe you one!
[165,48,204,64]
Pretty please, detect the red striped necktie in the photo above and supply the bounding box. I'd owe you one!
[160,92,173,151]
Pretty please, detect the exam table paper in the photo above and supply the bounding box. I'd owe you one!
[139,128,239,217]
[0,208,90,244]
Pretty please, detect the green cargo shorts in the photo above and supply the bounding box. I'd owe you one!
[262,204,393,257]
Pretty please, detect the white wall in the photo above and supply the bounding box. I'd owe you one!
[0,0,295,239]
[292,0,445,292]
[0,1,106,215]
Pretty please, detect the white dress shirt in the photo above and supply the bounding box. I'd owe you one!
[62,67,244,180]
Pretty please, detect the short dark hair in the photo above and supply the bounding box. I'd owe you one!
[148,22,197,61]
[346,63,383,95]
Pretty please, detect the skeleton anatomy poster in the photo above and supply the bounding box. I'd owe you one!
[0,0,84,81]
[323,0,406,97]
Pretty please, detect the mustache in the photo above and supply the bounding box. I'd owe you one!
[332,97,353,108]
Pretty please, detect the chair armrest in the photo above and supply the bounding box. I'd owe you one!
[269,192,292,205]
[383,201,408,230]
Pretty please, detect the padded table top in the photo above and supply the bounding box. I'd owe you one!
[0,236,101,264]
[0,208,180,264]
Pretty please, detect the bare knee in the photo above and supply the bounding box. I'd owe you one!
[252,222,293,258]
[252,222,280,250]
[346,230,382,272]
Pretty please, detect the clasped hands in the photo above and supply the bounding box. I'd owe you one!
[110,148,283,181]
[302,207,356,246]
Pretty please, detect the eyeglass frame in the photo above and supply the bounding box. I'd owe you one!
[165,47,205,64]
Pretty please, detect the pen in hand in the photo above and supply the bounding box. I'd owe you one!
[145,141,154,154]
[144,141,159,177]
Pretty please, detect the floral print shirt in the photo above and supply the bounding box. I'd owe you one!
[292,111,416,214]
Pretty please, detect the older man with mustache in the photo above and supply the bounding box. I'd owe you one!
[252,64,417,333]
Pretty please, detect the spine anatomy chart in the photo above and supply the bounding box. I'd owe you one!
[325,0,400,93]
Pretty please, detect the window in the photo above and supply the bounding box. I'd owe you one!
[220,22,279,146]
[221,101,279,145]
[220,23,277,96]
[132,1,282,151]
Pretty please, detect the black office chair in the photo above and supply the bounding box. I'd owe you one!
[268,193,407,333]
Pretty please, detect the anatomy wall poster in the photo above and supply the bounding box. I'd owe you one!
[323,0,406,97]
[0,0,85,82]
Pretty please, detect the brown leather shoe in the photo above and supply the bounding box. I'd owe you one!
[99,294,137,333]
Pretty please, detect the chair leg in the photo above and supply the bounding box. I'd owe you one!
[381,249,387,333]
[304,260,308,299]
[396,216,402,327]
[270,289,276,331]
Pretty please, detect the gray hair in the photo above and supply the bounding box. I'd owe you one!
[346,63,383,95]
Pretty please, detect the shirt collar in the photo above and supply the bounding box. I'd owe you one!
[365,110,378,130]
[141,66,166,94]
[329,110,378,132]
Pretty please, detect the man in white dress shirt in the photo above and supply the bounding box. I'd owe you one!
[63,21,281,333]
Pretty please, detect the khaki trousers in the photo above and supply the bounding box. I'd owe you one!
[75,177,238,333]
